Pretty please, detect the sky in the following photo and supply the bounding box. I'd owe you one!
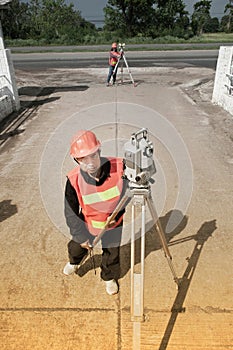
[65,0,228,26]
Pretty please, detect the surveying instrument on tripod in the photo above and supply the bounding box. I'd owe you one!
[112,43,136,86]
[90,128,180,322]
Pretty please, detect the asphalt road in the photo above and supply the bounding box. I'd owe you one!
[12,49,219,70]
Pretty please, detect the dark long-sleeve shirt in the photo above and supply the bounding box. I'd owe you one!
[64,157,128,244]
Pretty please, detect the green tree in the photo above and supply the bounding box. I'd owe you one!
[203,16,219,33]
[191,0,212,35]
[27,0,44,38]
[2,0,97,44]
[154,0,189,37]
[31,0,96,43]
[38,0,84,42]
[1,0,31,39]
[103,0,156,37]
[224,0,233,32]
[220,15,233,32]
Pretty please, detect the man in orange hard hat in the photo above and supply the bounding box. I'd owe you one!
[63,130,127,295]
[106,42,122,86]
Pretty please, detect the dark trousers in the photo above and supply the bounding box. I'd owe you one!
[107,65,118,83]
[68,225,122,281]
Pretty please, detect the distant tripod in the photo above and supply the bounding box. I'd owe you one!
[112,44,136,86]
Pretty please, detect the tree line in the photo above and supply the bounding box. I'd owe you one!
[1,0,233,45]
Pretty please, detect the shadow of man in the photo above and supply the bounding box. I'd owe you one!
[0,199,18,222]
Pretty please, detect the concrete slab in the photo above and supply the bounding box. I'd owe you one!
[0,67,232,350]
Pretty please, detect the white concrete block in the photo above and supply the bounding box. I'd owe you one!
[0,94,14,122]
[6,49,20,111]
[0,20,20,120]
[212,46,233,116]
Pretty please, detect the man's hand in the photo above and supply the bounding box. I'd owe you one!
[106,216,116,229]
[80,240,92,250]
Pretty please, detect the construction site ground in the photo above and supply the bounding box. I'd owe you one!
[0,64,233,350]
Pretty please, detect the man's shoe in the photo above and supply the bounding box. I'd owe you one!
[63,262,80,276]
[105,279,119,295]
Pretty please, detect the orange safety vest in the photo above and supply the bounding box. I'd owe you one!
[109,51,121,66]
[67,157,124,236]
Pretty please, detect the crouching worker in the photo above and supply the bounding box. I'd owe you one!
[63,130,127,295]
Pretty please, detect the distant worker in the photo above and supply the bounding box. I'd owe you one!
[106,42,122,86]
[63,130,127,295]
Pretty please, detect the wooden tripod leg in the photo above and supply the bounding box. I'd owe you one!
[146,195,180,286]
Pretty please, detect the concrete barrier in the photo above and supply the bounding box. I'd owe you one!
[0,93,13,119]
[0,20,20,122]
[0,83,14,122]
[212,46,233,116]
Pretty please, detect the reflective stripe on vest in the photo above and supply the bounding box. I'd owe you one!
[110,59,117,65]
[82,185,120,205]
[91,219,107,229]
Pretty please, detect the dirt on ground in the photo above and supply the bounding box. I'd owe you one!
[0,66,233,350]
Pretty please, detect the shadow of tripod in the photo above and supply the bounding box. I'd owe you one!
[119,209,189,279]
[158,219,217,350]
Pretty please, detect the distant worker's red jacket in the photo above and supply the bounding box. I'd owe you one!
[109,50,121,66]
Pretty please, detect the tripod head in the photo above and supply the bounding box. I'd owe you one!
[123,128,156,187]
[118,42,125,52]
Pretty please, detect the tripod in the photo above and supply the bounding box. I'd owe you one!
[112,47,136,86]
[92,181,180,322]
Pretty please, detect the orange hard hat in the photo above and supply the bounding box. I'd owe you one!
[70,130,101,158]
[111,42,117,48]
